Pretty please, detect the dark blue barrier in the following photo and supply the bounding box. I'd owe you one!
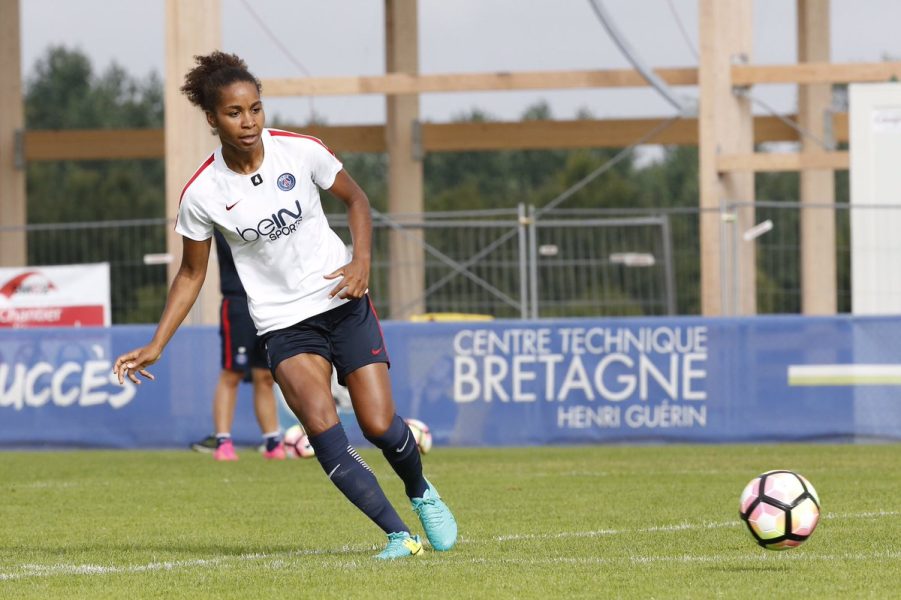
[1,316,899,448]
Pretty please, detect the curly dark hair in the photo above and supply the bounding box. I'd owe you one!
[180,51,262,112]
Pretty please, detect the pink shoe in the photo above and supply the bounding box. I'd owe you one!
[214,439,239,461]
[263,442,287,461]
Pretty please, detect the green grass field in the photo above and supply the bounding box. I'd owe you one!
[1,444,899,599]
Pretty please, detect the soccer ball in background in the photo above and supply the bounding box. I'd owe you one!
[404,418,433,454]
[739,470,820,550]
[283,424,316,459]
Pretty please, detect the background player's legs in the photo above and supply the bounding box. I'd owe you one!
[274,353,410,535]
[250,367,283,457]
[211,369,243,460]
[250,368,278,432]
[347,363,427,499]
[213,369,243,435]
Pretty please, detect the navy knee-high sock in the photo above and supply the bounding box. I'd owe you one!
[308,423,409,535]
[365,414,428,499]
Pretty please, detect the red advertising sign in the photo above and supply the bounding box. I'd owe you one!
[0,264,111,328]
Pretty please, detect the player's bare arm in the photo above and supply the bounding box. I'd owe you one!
[113,236,212,384]
[324,169,372,299]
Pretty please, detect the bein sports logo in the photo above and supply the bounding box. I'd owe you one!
[0,271,57,299]
[235,199,303,242]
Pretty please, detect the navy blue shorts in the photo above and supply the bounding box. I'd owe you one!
[262,294,390,385]
[220,296,267,381]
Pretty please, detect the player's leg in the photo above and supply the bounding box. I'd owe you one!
[212,368,243,461]
[251,367,285,459]
[226,299,284,458]
[272,348,418,557]
[345,363,427,498]
[192,297,240,454]
[334,295,457,551]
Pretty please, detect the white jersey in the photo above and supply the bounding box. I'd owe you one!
[176,128,350,334]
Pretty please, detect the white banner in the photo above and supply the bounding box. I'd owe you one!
[0,263,111,328]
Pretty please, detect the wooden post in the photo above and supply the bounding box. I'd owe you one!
[698,0,756,315]
[385,0,425,319]
[164,0,221,325]
[798,0,836,314]
[0,0,26,267]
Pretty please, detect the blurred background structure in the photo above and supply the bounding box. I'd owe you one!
[2,0,901,323]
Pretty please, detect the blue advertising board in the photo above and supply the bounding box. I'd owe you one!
[1,315,899,448]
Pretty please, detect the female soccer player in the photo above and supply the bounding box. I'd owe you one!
[113,51,456,560]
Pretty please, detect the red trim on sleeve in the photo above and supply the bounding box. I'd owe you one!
[178,154,216,205]
[268,128,336,157]
[174,153,215,230]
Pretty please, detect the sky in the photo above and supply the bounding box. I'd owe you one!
[18,0,901,128]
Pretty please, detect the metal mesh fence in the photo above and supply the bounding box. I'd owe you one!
[750,201,852,314]
[20,218,169,324]
[5,202,875,323]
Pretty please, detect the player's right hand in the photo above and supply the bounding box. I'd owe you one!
[113,345,160,385]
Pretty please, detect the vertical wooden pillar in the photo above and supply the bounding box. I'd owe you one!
[385,0,425,319]
[0,0,26,267]
[165,0,220,324]
[798,0,836,314]
[698,0,756,315]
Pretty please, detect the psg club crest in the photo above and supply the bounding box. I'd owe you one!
[277,173,296,191]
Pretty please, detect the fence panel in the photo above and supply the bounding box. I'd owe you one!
[20,219,169,324]
[4,202,885,322]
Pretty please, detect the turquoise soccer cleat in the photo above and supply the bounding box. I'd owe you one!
[374,532,424,560]
[411,479,458,551]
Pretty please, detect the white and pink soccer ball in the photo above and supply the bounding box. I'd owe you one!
[739,470,820,550]
[404,418,433,454]
[283,424,315,459]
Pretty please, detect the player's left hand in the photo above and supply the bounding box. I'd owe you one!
[113,345,160,385]
[324,258,370,299]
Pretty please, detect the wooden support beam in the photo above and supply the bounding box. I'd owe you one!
[385,0,425,319]
[797,0,837,315]
[699,0,756,316]
[21,113,853,160]
[164,0,220,325]
[24,129,165,160]
[422,118,698,151]
[261,68,700,97]
[257,62,901,97]
[0,0,26,267]
[300,125,385,153]
[732,61,901,86]
[717,151,849,172]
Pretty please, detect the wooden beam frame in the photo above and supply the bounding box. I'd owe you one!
[257,62,901,97]
[261,68,700,96]
[732,61,901,86]
[20,113,851,160]
[24,129,165,160]
[797,0,837,316]
[717,151,849,172]
[1,0,26,267]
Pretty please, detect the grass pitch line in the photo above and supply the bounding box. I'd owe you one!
[493,520,734,542]
[0,544,383,581]
[491,510,899,543]
[1,510,896,581]
[458,549,901,567]
[0,559,226,581]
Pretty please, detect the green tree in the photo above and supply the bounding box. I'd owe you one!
[25,46,166,323]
